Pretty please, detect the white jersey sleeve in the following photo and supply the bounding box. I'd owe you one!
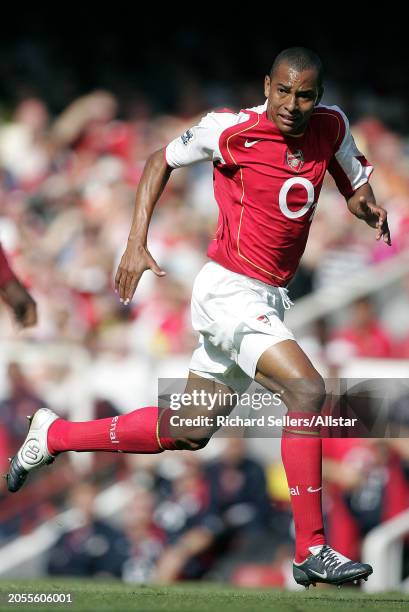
[328,106,373,198]
[165,110,240,168]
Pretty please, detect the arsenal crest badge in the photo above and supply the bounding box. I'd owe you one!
[286,149,304,172]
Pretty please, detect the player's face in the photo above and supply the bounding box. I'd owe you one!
[264,62,322,136]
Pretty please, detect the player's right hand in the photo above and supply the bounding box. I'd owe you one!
[115,244,166,304]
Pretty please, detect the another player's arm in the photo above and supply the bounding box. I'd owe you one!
[0,245,37,328]
[346,182,391,245]
[115,148,172,303]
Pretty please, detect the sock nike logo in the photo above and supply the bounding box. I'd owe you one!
[307,486,322,493]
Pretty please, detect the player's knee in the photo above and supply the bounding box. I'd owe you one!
[291,376,326,414]
[174,437,210,451]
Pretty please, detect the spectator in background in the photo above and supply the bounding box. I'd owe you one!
[47,482,129,578]
[327,297,393,368]
[153,440,273,583]
[206,439,271,540]
[122,487,166,584]
[0,98,50,189]
[388,274,409,358]
[204,438,275,580]
[385,393,409,483]
[0,362,45,452]
[153,454,214,582]
[322,438,409,561]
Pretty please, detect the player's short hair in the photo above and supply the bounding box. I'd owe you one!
[270,47,323,87]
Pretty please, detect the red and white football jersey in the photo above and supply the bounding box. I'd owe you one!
[165,101,373,287]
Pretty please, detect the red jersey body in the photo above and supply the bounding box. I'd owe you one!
[165,101,372,286]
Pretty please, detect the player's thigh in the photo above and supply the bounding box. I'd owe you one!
[254,339,326,411]
[168,371,238,444]
[183,371,238,418]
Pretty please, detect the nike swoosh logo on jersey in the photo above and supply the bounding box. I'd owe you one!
[309,568,327,579]
[307,486,322,493]
[244,139,261,148]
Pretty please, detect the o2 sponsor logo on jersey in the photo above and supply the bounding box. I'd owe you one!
[181,129,194,146]
[286,149,304,172]
[279,177,317,221]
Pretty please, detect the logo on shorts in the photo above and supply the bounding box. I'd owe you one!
[286,149,304,172]
[181,129,194,146]
[257,314,270,325]
[256,309,277,326]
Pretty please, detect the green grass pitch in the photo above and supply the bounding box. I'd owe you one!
[0,580,409,612]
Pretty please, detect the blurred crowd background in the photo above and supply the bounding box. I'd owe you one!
[0,20,409,589]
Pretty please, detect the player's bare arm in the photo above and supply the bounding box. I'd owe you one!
[347,182,391,245]
[0,279,37,328]
[0,244,37,328]
[115,148,172,303]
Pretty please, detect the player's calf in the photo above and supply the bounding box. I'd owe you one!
[161,407,226,451]
[173,437,210,451]
[283,376,326,415]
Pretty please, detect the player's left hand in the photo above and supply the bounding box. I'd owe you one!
[359,197,392,245]
[0,279,37,328]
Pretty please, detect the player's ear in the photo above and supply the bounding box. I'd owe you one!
[315,86,324,106]
[264,75,271,98]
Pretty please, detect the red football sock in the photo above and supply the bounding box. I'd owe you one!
[281,411,325,563]
[47,407,178,455]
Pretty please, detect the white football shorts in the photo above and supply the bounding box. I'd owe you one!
[189,261,295,394]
